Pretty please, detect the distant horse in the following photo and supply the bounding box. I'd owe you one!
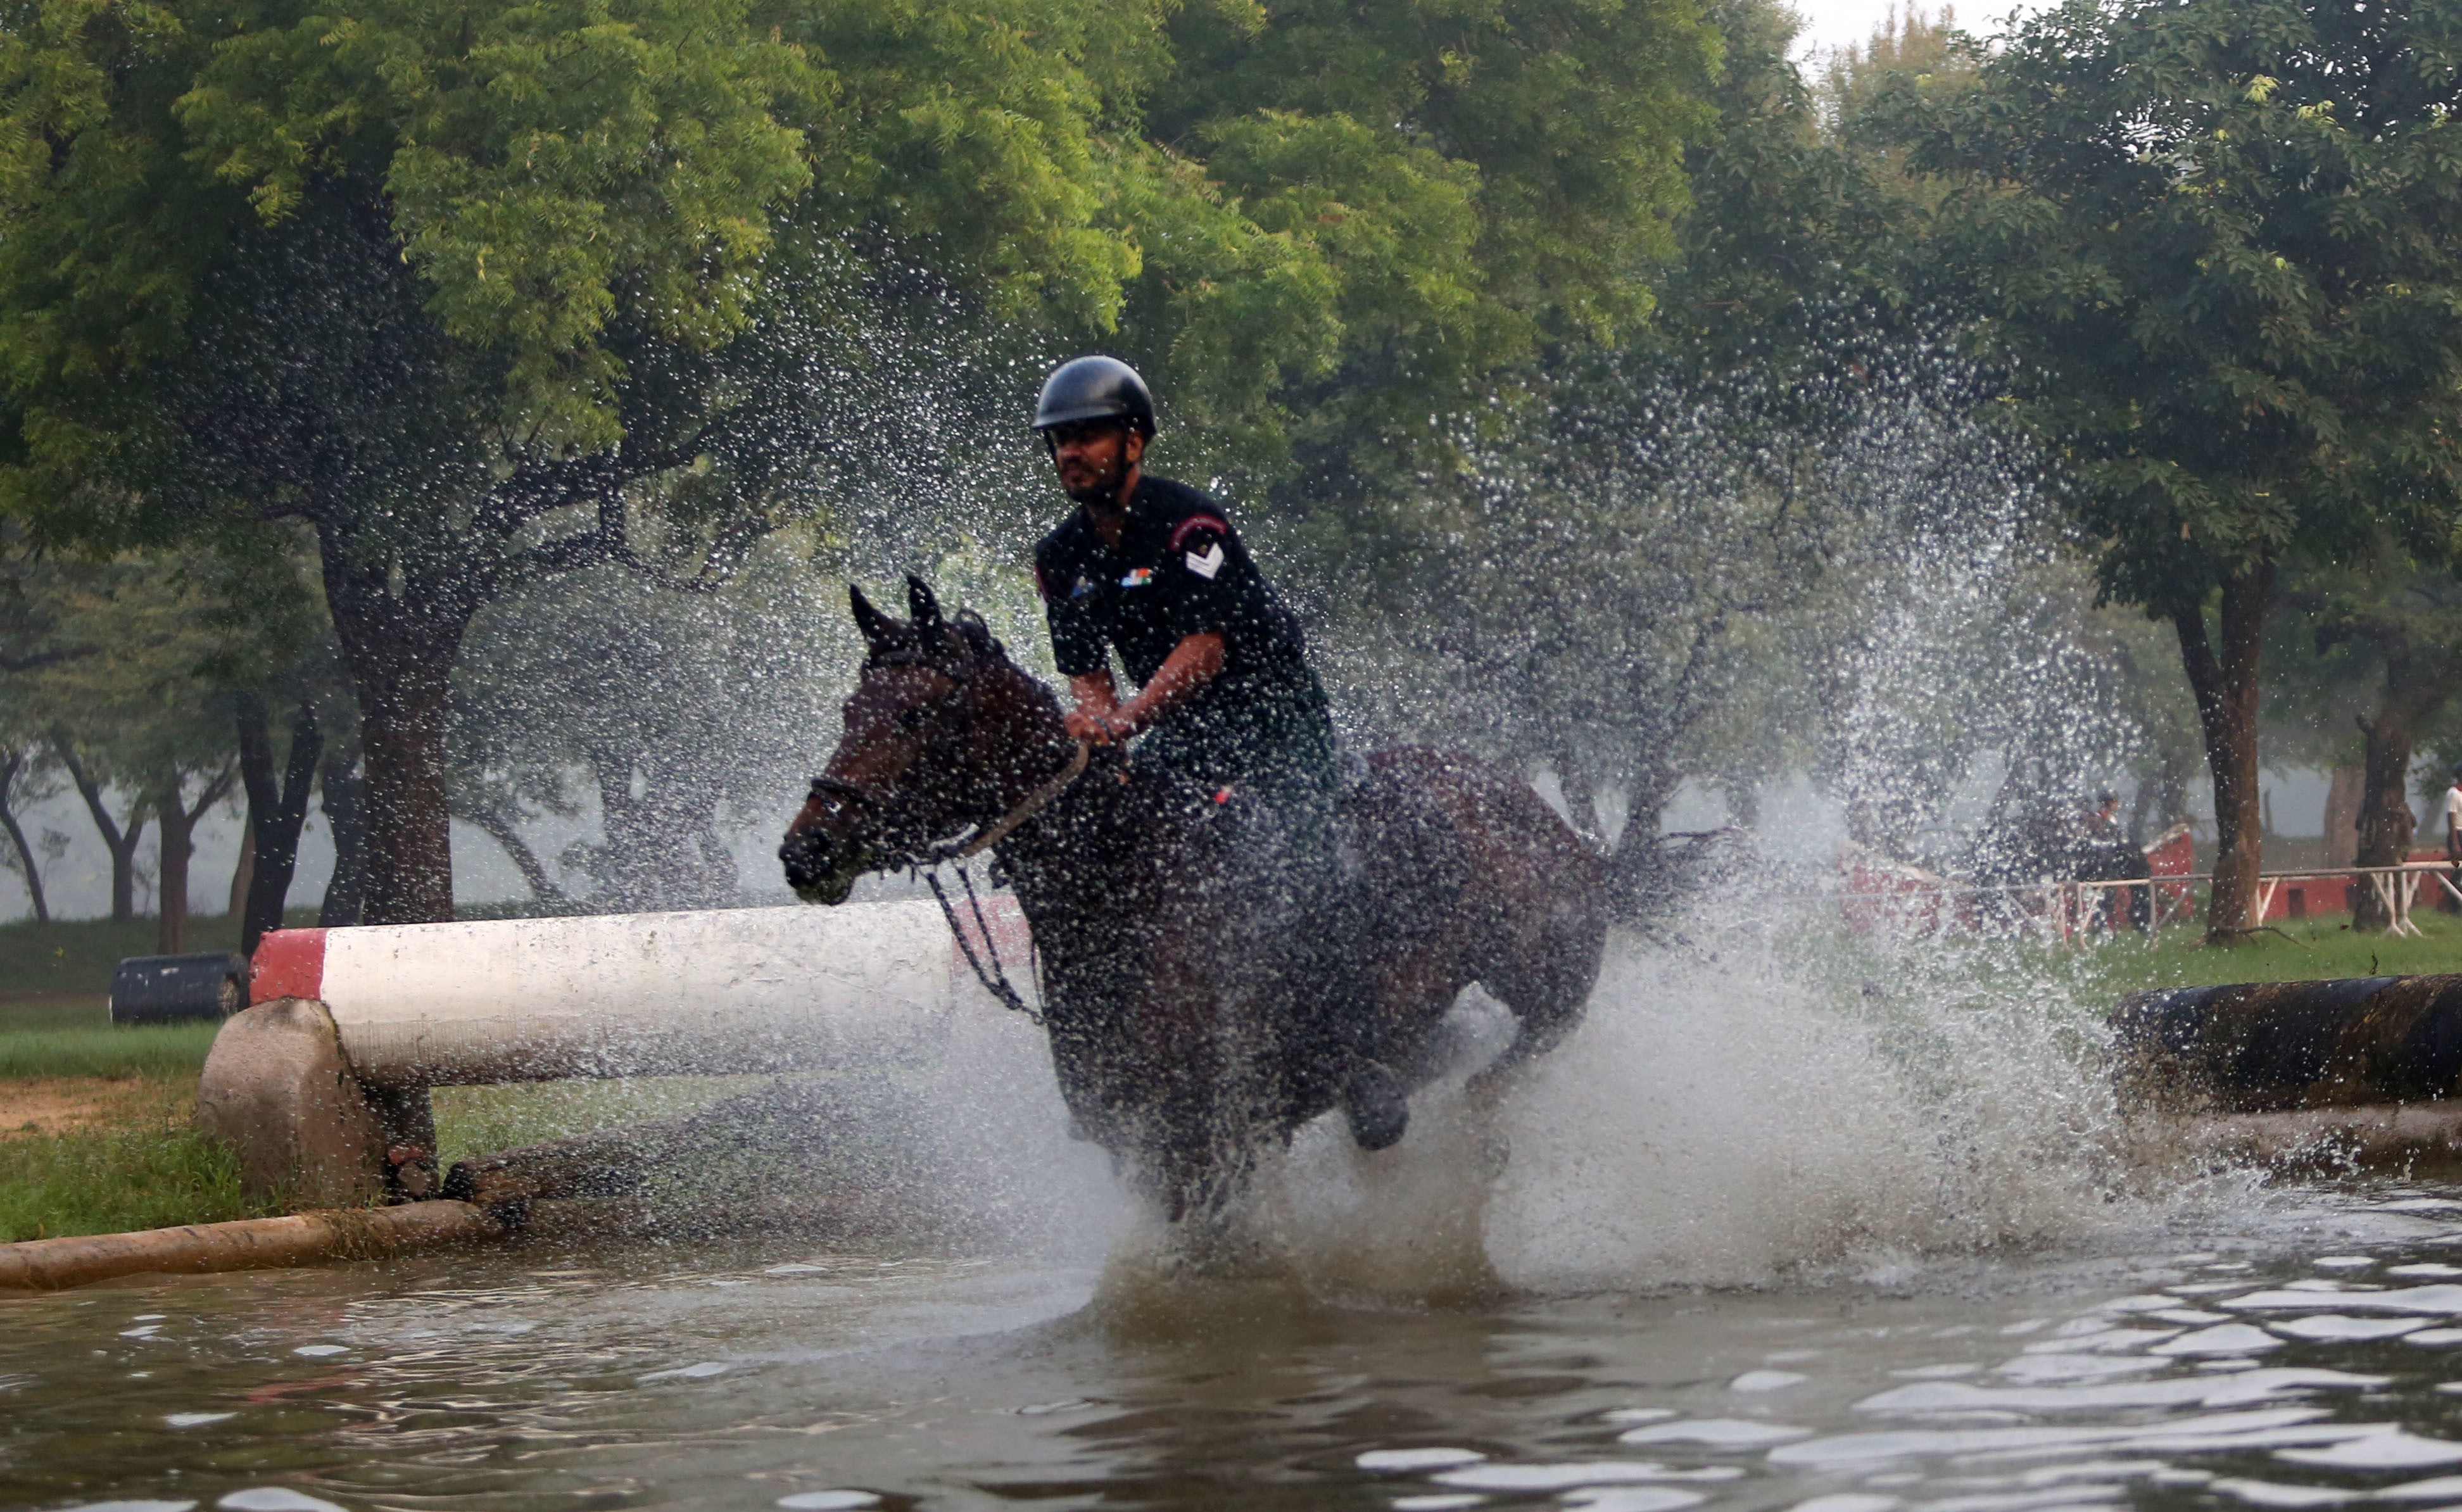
[779,577,1606,1221]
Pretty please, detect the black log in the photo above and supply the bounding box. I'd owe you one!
[2111,974,2462,1112]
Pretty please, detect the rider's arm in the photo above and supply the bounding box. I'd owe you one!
[1116,633,1225,735]
[1065,671,1123,743]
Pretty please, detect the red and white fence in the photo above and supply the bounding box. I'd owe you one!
[245,895,1035,1087]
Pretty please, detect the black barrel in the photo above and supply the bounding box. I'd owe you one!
[109,954,249,1026]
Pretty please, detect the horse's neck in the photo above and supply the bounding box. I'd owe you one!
[994,741,1168,912]
[980,660,1076,810]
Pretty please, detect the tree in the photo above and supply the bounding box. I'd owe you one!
[1870,0,2462,938]
[144,762,234,952]
[25,561,242,940]
[2271,557,2462,928]
[0,0,1718,924]
[0,745,56,923]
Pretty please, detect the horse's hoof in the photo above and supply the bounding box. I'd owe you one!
[1344,1063,1410,1152]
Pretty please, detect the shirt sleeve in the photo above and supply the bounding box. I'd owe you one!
[1160,509,1246,640]
[1036,546,1109,679]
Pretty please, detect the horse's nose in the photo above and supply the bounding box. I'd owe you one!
[778,830,831,890]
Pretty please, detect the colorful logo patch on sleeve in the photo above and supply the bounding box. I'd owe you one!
[1120,567,1155,589]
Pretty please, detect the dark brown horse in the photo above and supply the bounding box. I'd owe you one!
[780,577,1605,1219]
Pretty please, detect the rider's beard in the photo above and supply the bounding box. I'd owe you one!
[1063,465,1127,510]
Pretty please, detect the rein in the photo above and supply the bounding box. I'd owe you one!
[925,740,1090,865]
[919,739,1090,1023]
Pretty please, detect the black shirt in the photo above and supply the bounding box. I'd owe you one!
[1033,476,1311,692]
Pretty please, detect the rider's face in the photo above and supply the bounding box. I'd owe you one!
[1047,421,1146,508]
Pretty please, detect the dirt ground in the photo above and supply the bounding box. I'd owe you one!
[0,1078,192,1138]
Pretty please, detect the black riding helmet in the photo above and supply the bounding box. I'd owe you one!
[1033,355,1156,438]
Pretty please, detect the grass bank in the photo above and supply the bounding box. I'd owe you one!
[0,1021,218,1080]
[9,893,2462,1244]
[0,1078,273,1241]
[2052,910,2462,999]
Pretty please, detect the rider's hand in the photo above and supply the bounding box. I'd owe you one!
[1066,706,1137,743]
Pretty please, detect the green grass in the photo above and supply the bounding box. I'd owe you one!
[0,1021,220,1080]
[2052,909,2462,997]
[0,1109,275,1242]
[430,1076,762,1169]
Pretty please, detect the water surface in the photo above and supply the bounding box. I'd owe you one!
[16,1181,2462,1511]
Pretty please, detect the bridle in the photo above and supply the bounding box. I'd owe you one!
[802,643,1089,1019]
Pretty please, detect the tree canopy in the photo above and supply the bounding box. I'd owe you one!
[1869,0,2462,935]
[0,0,1718,920]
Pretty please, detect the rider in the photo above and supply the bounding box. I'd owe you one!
[1028,355,1405,1149]
[1031,356,1338,841]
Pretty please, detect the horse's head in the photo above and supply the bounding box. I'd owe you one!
[780,575,1047,904]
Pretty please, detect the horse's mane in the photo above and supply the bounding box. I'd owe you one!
[866,607,1063,714]
[863,608,999,667]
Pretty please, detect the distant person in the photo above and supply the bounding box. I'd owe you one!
[2088,791,2122,838]
[2444,765,2462,912]
[2081,791,2145,932]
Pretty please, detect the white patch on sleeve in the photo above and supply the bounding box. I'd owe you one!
[1185,543,1225,579]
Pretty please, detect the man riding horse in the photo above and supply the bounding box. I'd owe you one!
[1027,356,1408,1149]
[778,360,1607,1217]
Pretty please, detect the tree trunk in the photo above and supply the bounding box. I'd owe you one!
[1601,760,1686,919]
[236,695,324,955]
[155,783,194,954]
[227,822,254,921]
[318,739,368,928]
[320,541,474,926]
[2351,649,2452,932]
[2171,562,2275,942]
[53,737,146,924]
[153,769,236,954]
[2324,764,2364,870]
[0,752,50,925]
[356,662,453,924]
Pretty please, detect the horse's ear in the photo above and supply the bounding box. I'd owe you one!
[850,583,897,644]
[905,574,943,628]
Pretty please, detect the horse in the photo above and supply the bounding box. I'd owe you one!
[779,576,1606,1221]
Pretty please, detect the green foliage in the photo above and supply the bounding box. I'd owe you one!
[7,0,814,451]
[1869,0,2462,612]
[1644,0,1903,378]
[0,0,1715,492]
[0,907,318,998]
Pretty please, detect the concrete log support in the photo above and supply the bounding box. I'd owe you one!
[195,997,395,1206]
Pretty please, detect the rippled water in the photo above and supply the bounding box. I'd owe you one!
[16,1183,2462,1511]
[15,922,2462,1512]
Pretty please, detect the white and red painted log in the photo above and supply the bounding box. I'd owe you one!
[196,898,1035,1206]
